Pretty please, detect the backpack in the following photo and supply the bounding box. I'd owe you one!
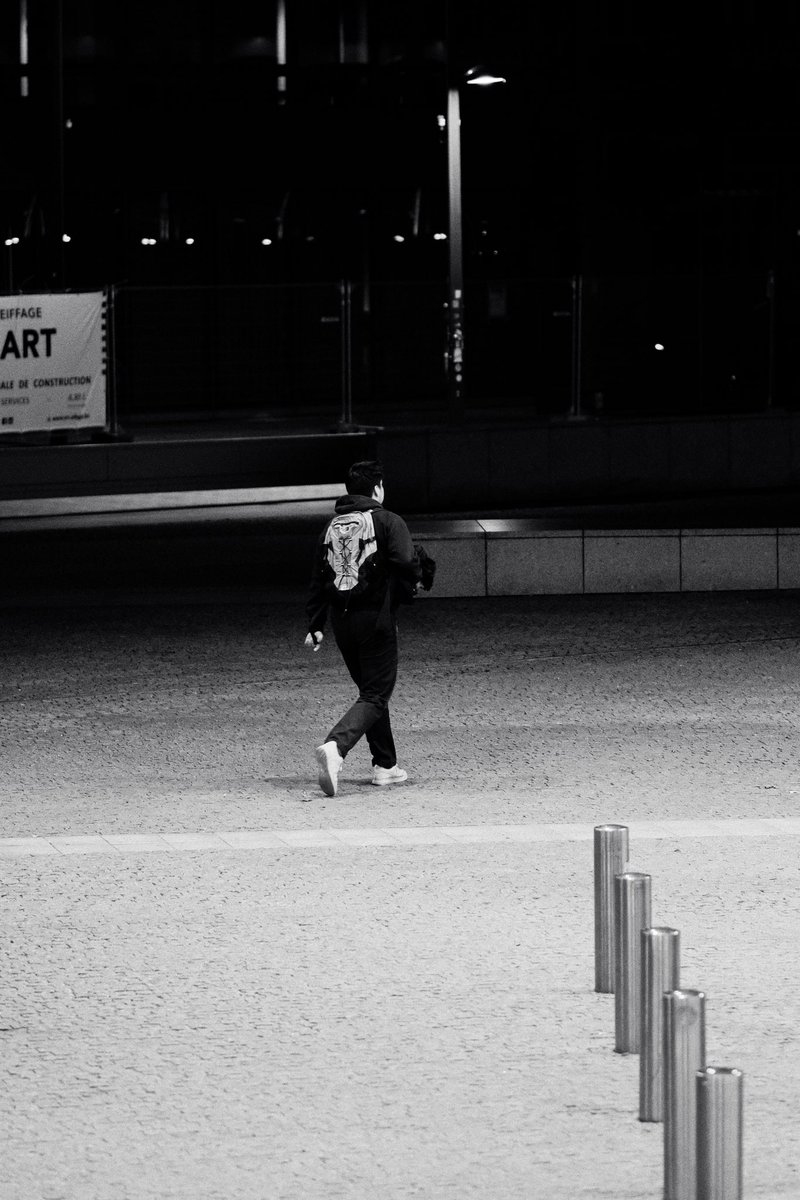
[323,510,380,597]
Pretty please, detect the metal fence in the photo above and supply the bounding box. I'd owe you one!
[112,272,780,427]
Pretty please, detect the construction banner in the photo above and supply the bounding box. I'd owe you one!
[0,291,108,435]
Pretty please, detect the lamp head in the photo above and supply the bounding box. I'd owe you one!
[464,65,507,86]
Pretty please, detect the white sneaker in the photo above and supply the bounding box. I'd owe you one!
[316,741,343,796]
[371,764,408,787]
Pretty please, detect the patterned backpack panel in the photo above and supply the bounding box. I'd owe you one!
[324,510,378,593]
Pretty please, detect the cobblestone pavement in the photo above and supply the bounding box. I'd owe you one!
[2,591,800,1198]
[3,590,800,833]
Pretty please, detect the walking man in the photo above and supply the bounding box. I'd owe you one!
[305,460,422,797]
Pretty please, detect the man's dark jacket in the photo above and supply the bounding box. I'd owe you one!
[306,494,421,634]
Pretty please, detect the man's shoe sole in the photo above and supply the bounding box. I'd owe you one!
[371,772,408,787]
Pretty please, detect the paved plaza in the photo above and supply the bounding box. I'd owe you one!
[2,589,800,1198]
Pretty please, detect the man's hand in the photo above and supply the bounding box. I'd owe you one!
[304,631,324,652]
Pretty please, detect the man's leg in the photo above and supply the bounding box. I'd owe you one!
[364,706,397,769]
[326,610,398,763]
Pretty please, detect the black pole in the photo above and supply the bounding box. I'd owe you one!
[570,273,584,418]
[767,268,775,409]
[53,0,66,289]
[338,278,353,429]
[106,286,118,435]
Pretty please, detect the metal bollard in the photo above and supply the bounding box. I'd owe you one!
[696,1067,743,1200]
[664,989,706,1200]
[594,824,629,993]
[639,927,681,1122]
[614,870,651,1053]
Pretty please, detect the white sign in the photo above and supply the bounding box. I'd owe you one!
[0,291,108,435]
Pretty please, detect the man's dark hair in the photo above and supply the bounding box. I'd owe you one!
[346,460,384,498]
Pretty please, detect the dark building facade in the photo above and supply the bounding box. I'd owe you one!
[1,1,798,418]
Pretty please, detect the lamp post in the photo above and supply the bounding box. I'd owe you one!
[446,65,506,418]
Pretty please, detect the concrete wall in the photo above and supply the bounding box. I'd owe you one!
[3,511,797,598]
[0,431,375,501]
[3,411,800,510]
[408,519,799,597]
[377,412,800,511]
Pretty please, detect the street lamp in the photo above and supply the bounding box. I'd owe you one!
[446,65,507,417]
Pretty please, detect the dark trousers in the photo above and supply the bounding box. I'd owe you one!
[326,608,399,768]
